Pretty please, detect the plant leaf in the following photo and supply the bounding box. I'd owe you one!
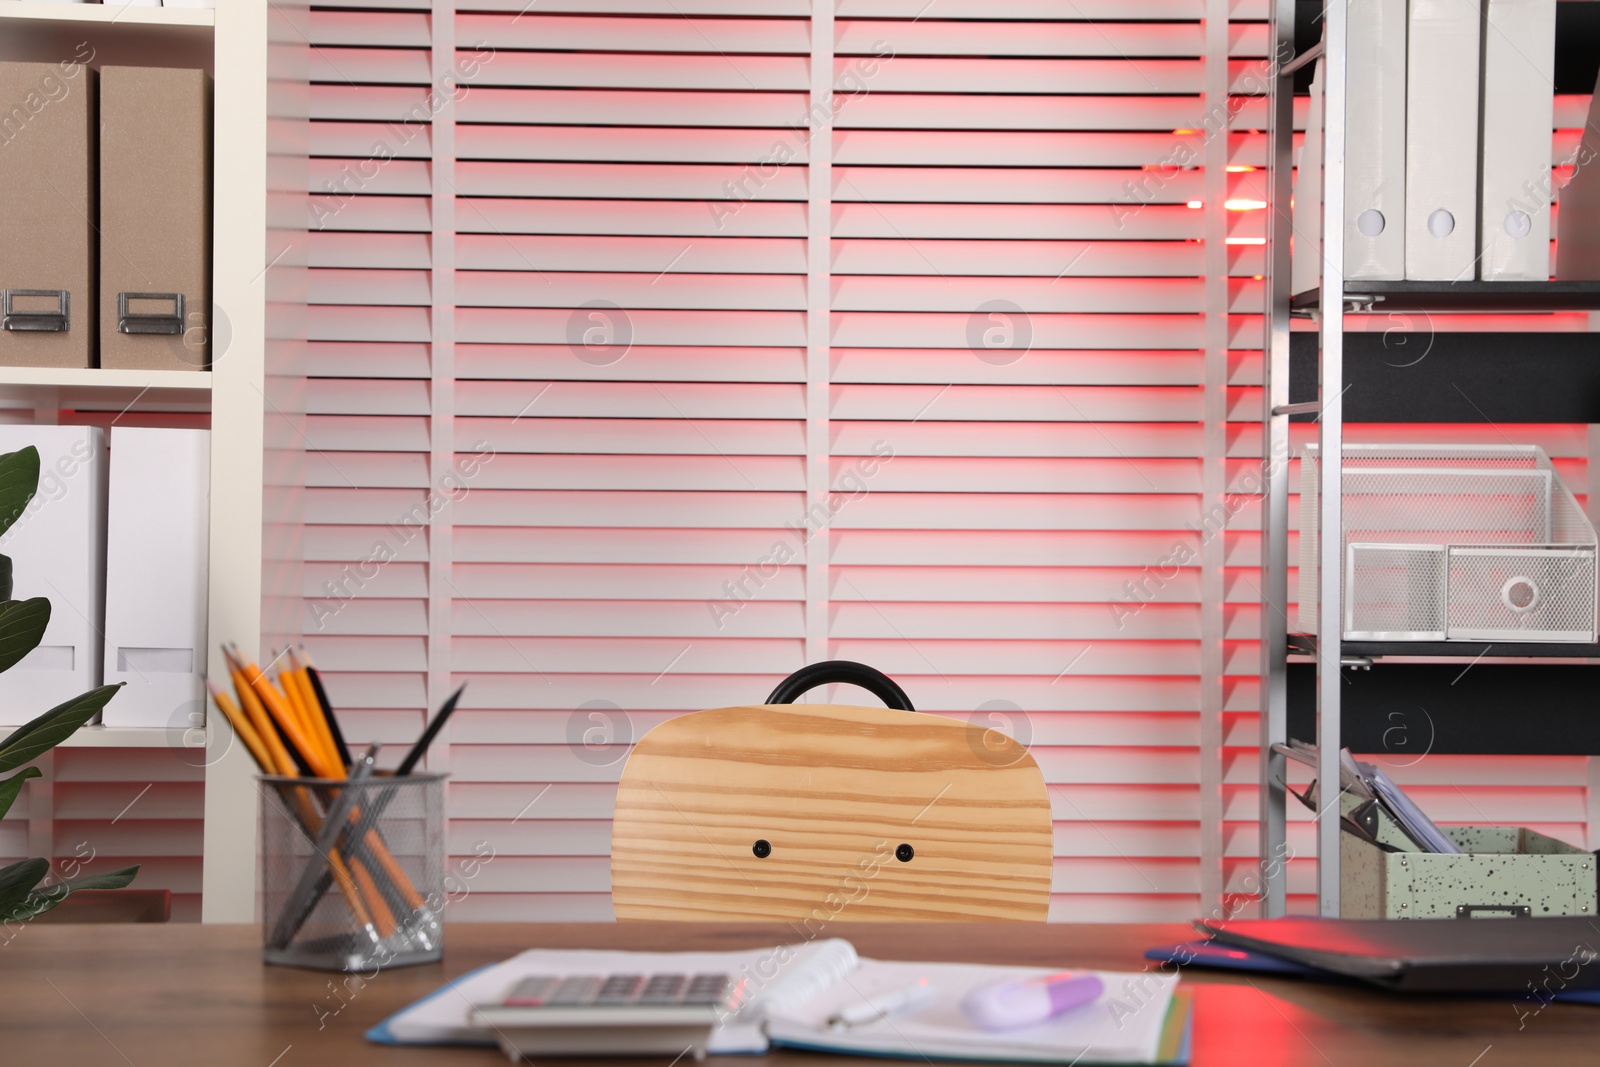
[0,553,11,601]
[0,684,124,773]
[13,864,140,921]
[0,856,48,917]
[0,447,38,542]
[0,597,49,675]
[0,766,40,822]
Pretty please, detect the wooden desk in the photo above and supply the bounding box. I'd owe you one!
[2,922,1594,1066]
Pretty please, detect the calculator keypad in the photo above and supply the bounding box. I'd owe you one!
[504,972,731,1008]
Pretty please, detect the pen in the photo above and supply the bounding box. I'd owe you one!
[828,980,936,1029]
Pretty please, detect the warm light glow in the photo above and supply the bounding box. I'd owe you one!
[1225,237,1267,245]
[1253,275,1264,280]
[1225,199,1267,211]
[1225,165,1256,172]
[1186,200,1204,209]
[1172,128,1201,135]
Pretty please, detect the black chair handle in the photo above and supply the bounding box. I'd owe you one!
[765,661,915,712]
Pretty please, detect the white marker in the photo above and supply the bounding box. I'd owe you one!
[827,980,937,1029]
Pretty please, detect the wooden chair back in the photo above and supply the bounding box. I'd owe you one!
[611,703,1053,922]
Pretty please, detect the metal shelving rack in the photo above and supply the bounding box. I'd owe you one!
[1260,1,1600,916]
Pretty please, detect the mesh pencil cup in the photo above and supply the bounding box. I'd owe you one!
[260,772,446,971]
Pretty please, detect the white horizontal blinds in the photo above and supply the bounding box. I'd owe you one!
[446,1,813,919]
[303,3,437,768]
[827,2,1215,922]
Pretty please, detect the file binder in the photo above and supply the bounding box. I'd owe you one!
[1290,59,1325,297]
[1556,67,1600,280]
[0,426,107,726]
[1404,0,1483,281]
[1480,0,1557,280]
[0,62,96,369]
[1344,0,1407,281]
[101,428,210,729]
[98,66,212,371]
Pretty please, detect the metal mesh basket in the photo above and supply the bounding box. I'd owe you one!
[261,773,445,971]
[1298,444,1599,641]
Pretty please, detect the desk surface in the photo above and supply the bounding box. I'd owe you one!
[2,921,1592,1066]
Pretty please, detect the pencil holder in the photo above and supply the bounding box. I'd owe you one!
[260,772,447,972]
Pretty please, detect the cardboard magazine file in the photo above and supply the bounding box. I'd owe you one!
[99,66,212,371]
[0,61,96,368]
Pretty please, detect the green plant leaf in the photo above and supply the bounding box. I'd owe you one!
[0,553,11,601]
[0,684,124,773]
[0,856,48,917]
[13,864,140,921]
[0,597,49,675]
[0,447,39,541]
[0,766,40,822]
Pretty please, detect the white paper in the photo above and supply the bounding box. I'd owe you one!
[766,958,1178,1065]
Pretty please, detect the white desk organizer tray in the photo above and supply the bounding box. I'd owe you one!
[1298,444,1600,642]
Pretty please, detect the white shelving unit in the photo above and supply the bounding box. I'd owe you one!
[0,0,303,921]
[58,726,205,749]
[0,2,215,27]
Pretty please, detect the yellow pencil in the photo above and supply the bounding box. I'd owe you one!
[207,681,271,771]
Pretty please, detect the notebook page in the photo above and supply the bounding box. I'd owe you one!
[765,957,1178,1065]
[373,940,856,1054]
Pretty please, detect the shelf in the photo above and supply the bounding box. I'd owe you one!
[0,366,212,412]
[1291,280,1600,313]
[1287,661,1600,756]
[0,366,211,390]
[1288,633,1600,660]
[1287,332,1600,424]
[51,725,205,749]
[0,2,214,28]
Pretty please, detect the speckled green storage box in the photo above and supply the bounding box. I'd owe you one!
[1341,824,1597,920]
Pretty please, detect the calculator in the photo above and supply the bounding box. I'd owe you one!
[502,972,736,1008]
[470,971,745,1061]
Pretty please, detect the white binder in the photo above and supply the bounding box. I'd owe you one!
[1290,58,1325,297]
[1556,68,1600,280]
[1345,0,1408,280]
[0,426,106,726]
[101,428,210,729]
[1404,0,1483,281]
[1479,0,1557,281]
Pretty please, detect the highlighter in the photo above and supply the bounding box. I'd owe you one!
[960,972,1104,1031]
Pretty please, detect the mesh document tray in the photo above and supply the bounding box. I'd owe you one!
[1297,444,1600,641]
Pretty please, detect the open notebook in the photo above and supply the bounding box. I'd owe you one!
[369,938,1190,1065]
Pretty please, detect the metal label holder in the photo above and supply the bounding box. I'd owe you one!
[2,289,70,332]
[117,292,186,335]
